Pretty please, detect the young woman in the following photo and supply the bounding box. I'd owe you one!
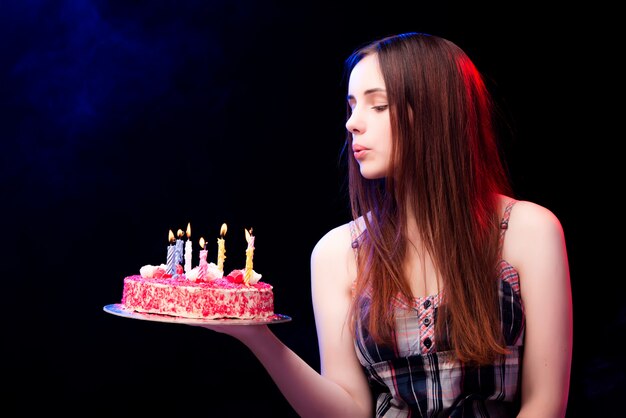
[197,32,573,417]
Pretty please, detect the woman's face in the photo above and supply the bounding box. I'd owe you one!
[345,53,392,180]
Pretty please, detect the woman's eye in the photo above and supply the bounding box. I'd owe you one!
[373,105,389,111]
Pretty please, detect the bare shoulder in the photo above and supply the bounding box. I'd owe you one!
[501,197,568,275]
[311,222,352,262]
[310,221,358,292]
[311,215,365,265]
[507,199,564,240]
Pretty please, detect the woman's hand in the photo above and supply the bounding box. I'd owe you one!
[188,323,269,343]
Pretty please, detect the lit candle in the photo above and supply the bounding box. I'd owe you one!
[175,228,184,270]
[198,237,208,280]
[166,229,176,275]
[184,222,192,273]
[217,223,227,273]
[244,228,255,286]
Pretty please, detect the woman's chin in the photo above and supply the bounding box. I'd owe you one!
[358,165,386,180]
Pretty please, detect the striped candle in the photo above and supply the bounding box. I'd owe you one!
[166,229,176,275]
[175,228,184,270]
[198,237,208,280]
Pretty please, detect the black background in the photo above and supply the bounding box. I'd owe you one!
[1,1,620,417]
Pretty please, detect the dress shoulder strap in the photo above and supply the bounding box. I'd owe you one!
[348,220,361,298]
[498,199,518,254]
[349,220,360,257]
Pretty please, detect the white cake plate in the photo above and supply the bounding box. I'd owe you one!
[103,303,292,325]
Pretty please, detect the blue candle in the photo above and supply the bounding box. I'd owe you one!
[166,229,176,275]
[175,228,184,268]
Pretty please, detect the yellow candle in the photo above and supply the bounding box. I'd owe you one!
[217,223,227,273]
[244,228,255,286]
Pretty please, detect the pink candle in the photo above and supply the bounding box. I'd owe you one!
[198,237,208,280]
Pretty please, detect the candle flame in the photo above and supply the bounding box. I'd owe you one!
[177,228,184,238]
[168,229,175,243]
[220,223,227,236]
[199,237,206,249]
[186,222,191,238]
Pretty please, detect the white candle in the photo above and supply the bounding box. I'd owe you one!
[184,222,192,273]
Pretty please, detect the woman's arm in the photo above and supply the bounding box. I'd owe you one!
[195,223,372,418]
[309,224,373,416]
[503,201,573,418]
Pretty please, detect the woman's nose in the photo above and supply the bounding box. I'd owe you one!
[345,112,363,134]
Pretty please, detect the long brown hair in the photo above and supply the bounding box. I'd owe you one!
[345,33,513,364]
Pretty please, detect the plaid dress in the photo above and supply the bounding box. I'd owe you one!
[350,200,523,417]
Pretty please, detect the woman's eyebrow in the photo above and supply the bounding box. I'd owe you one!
[346,88,387,101]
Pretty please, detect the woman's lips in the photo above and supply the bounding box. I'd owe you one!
[353,144,368,160]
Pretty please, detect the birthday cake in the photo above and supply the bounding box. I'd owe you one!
[119,225,274,320]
